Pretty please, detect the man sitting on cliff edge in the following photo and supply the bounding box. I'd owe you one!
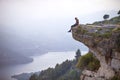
[68,17,79,32]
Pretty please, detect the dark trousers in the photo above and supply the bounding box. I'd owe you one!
[68,23,78,32]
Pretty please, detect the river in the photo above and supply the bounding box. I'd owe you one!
[0,51,87,80]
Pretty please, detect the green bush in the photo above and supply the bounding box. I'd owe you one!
[76,26,88,34]
[76,26,82,34]
[29,74,38,80]
[115,34,120,52]
[97,28,102,31]
[93,16,120,25]
[111,75,120,80]
[101,32,112,38]
[90,31,112,38]
[76,52,100,71]
[112,27,120,32]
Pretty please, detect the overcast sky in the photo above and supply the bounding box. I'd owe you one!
[0,0,120,39]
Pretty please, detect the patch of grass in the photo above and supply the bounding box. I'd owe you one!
[87,25,94,28]
[100,32,112,38]
[97,28,102,31]
[82,29,88,34]
[76,26,88,34]
[76,26,82,34]
[90,31,112,38]
[112,27,120,32]
[115,34,120,52]
[92,16,120,25]
[76,52,100,71]
[111,75,120,80]
[109,28,114,31]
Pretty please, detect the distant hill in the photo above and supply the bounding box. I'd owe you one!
[0,47,33,67]
[0,25,87,57]
[13,59,81,80]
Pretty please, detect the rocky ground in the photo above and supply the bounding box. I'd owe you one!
[72,24,120,80]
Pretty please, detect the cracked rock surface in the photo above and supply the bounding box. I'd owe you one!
[72,24,120,80]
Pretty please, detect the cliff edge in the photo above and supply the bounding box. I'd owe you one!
[72,24,120,80]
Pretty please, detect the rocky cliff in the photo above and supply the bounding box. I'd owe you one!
[72,24,120,80]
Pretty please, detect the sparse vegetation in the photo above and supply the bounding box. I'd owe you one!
[75,49,81,62]
[118,10,120,16]
[115,34,120,52]
[97,28,102,31]
[103,14,109,20]
[90,31,112,38]
[76,26,88,34]
[112,27,120,32]
[75,26,82,34]
[100,32,112,38]
[76,52,100,71]
[29,74,38,80]
[103,14,110,24]
[93,16,120,25]
[111,75,120,80]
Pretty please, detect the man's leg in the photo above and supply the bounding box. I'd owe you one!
[68,24,77,32]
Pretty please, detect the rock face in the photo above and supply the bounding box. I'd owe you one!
[72,25,120,80]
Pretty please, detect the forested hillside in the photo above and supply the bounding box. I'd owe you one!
[29,50,82,80]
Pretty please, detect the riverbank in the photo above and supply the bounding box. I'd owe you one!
[11,51,88,80]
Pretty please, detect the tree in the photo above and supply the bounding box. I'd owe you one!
[118,10,120,16]
[75,49,81,62]
[103,14,109,20]
[29,74,38,80]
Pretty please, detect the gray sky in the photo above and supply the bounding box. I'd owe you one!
[0,0,120,50]
[0,0,119,24]
[0,0,120,25]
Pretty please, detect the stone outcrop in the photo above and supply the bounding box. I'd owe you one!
[72,24,120,80]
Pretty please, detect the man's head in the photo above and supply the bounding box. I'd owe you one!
[75,17,78,20]
[75,17,79,24]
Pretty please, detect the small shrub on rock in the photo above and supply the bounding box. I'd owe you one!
[76,52,100,71]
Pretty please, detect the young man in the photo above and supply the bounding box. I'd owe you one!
[68,17,79,32]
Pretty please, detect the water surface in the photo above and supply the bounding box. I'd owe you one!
[0,51,87,80]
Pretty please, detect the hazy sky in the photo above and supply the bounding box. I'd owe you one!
[0,0,120,45]
[1,0,120,17]
[0,0,120,26]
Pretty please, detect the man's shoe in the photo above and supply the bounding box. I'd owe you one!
[68,30,71,32]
